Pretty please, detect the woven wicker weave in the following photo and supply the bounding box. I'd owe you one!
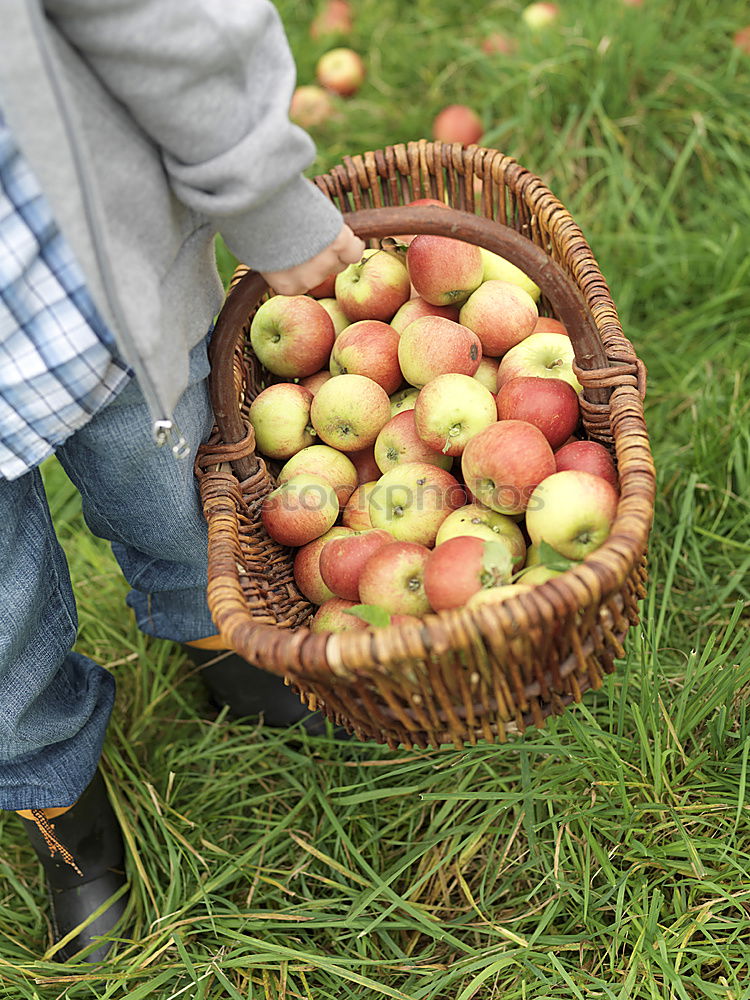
[195,140,655,749]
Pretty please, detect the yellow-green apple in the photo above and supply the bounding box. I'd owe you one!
[316,47,365,96]
[479,248,540,302]
[277,444,358,507]
[534,316,568,335]
[342,480,378,530]
[461,419,556,514]
[248,383,315,460]
[310,0,352,40]
[368,462,463,546]
[335,249,411,323]
[434,502,526,571]
[319,529,393,601]
[348,445,381,484]
[398,316,482,387]
[374,409,453,473]
[299,369,333,395]
[330,320,402,394]
[432,105,484,145]
[261,474,339,547]
[358,541,432,615]
[423,536,513,611]
[459,280,538,356]
[496,376,580,450]
[467,582,532,608]
[526,470,618,559]
[289,85,335,128]
[521,2,559,29]
[307,273,337,298]
[414,374,495,458]
[518,564,566,585]
[294,526,355,604]
[474,356,500,393]
[250,295,334,377]
[406,235,484,306]
[317,297,350,337]
[389,387,420,416]
[311,374,391,451]
[390,296,460,333]
[310,598,369,634]
[554,440,618,490]
[496,332,582,394]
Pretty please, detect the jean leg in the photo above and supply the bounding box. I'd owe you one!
[55,336,217,643]
[0,468,115,811]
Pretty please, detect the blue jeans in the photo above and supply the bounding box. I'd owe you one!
[0,338,216,810]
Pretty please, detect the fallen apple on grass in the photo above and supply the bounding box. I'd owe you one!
[432,104,484,145]
[289,85,336,128]
[525,470,618,560]
[311,373,391,451]
[358,541,432,615]
[496,376,581,450]
[335,249,411,323]
[423,535,514,611]
[250,294,334,377]
[315,47,365,96]
[521,2,560,29]
[414,373,497,456]
[248,383,315,460]
[310,0,352,39]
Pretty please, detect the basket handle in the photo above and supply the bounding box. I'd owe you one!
[208,205,610,480]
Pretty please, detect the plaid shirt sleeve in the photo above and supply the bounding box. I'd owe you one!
[0,108,132,482]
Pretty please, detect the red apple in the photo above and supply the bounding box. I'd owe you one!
[398,316,482,387]
[368,462,463,546]
[434,502,526,572]
[299,369,333,395]
[342,480,379,531]
[330,320,402,394]
[335,249,411,323]
[496,332,582,394]
[250,294,334,377]
[432,105,484,145]
[289,86,335,128]
[461,419,556,515]
[311,374,391,451]
[554,440,619,490]
[294,525,355,604]
[358,541,432,615]
[526,470,618,560]
[734,26,750,54]
[348,445,381,484]
[533,316,568,335]
[319,529,394,601]
[521,2,560,29]
[390,297,460,333]
[473,356,499,393]
[391,198,450,244]
[414,373,497,456]
[374,409,453,473]
[248,383,315,460]
[496,376,580,450]
[277,444,358,507]
[310,598,369,634]
[480,32,518,55]
[459,280,538,356]
[310,0,352,39]
[406,235,484,307]
[315,47,365,96]
[423,535,514,611]
[306,273,337,298]
[261,474,339,547]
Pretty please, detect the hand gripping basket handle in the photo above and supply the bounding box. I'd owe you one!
[208,205,610,480]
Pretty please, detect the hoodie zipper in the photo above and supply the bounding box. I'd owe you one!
[29,1,189,459]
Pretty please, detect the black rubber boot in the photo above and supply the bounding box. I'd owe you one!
[20,770,128,963]
[184,645,345,737]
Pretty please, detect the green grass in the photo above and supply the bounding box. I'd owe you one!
[2,0,750,996]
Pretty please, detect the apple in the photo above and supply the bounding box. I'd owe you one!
[299,369,333,395]
[434,502,525,572]
[277,444,358,507]
[423,536,513,611]
[459,280,538,357]
[294,525,355,604]
[319,529,393,601]
[479,248,540,302]
[533,316,568,335]
[248,383,315,460]
[496,376,580,450]
[261,474,339,547]
[330,320,402,394]
[467,583,533,608]
[432,104,484,145]
[342,480,379,530]
[289,85,336,128]
[474,356,499,393]
[335,249,411,323]
[390,297,460,333]
[526,470,618,560]
[310,0,352,39]
[496,332,583,394]
[250,294,335,378]
[480,32,518,56]
[406,235,484,307]
[398,316,482,387]
[368,462,463,546]
[521,2,560,29]
[307,273,337,298]
[310,373,391,451]
[315,47,365,97]
[414,373,496,456]
[517,564,566,585]
[358,541,432,615]
[310,598,369,634]
[461,419,556,514]
[391,197,450,244]
[734,26,750,54]
[374,409,453,473]
[554,439,619,490]
[348,445,381,484]
[317,297,350,337]
[389,387,420,417]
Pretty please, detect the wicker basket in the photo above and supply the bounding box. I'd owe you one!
[195,140,655,749]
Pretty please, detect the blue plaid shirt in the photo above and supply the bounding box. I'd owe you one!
[0,109,132,481]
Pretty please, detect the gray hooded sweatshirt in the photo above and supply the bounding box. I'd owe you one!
[0,0,344,452]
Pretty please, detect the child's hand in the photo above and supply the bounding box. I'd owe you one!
[260,225,366,295]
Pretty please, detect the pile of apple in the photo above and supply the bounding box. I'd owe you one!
[249,206,620,634]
